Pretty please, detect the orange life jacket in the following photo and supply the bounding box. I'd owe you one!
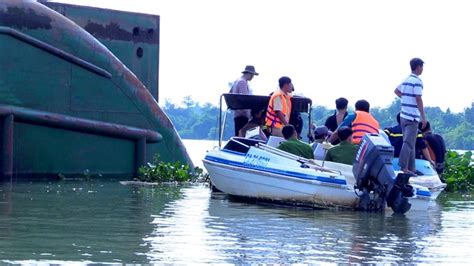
[265,90,292,129]
[351,111,380,144]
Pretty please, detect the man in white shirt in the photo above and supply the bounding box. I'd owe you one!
[230,65,259,136]
[394,58,427,175]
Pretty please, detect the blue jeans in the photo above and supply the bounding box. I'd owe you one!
[398,118,418,171]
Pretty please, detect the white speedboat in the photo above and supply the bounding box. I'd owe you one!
[203,94,445,213]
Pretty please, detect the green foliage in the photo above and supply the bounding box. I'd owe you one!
[442,151,474,192]
[162,97,232,140]
[138,154,209,183]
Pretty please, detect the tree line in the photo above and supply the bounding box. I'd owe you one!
[162,96,474,150]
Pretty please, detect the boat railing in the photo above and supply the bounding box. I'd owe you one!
[257,143,342,175]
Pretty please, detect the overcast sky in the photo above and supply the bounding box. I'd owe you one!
[52,0,473,112]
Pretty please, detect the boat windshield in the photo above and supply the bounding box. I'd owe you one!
[222,137,264,154]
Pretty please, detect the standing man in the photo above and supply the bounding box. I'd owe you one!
[230,65,259,136]
[265,76,293,137]
[394,58,426,175]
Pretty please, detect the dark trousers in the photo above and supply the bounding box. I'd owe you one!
[234,116,249,136]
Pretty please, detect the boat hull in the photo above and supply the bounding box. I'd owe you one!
[205,160,358,209]
[204,146,435,212]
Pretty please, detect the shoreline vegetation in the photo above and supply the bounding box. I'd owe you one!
[443,151,474,192]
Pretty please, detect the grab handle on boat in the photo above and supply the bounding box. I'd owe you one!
[297,159,342,176]
[258,143,341,175]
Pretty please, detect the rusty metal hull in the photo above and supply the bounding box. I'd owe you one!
[0,1,192,180]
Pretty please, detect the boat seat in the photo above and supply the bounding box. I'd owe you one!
[266,136,286,148]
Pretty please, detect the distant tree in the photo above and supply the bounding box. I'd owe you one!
[464,103,474,124]
[182,95,196,109]
[311,105,333,126]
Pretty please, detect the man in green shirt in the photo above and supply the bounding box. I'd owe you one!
[325,126,358,165]
[277,125,314,159]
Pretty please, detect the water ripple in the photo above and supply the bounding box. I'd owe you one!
[2,181,474,264]
[141,186,474,264]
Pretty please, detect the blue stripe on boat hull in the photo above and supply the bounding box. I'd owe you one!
[205,155,346,185]
[204,154,432,198]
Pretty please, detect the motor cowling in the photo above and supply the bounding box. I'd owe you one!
[352,134,412,214]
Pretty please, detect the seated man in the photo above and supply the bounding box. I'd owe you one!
[277,125,314,159]
[311,125,333,160]
[420,121,446,174]
[327,99,379,145]
[325,126,358,165]
[384,113,434,165]
[238,109,268,141]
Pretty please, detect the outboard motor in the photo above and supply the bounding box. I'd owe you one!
[353,134,414,214]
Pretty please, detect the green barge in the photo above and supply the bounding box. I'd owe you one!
[0,0,192,180]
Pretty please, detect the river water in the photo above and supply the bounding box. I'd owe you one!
[0,139,473,264]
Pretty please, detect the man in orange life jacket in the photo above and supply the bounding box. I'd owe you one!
[328,99,380,145]
[265,76,293,137]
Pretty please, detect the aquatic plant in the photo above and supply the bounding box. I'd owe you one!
[137,154,208,183]
[442,150,474,192]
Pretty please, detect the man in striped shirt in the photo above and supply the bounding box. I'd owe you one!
[394,58,427,175]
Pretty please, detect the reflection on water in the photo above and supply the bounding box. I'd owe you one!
[0,180,183,263]
[1,180,473,264]
[145,186,460,264]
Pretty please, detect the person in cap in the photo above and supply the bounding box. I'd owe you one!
[264,76,293,137]
[325,126,358,165]
[311,125,333,160]
[394,57,427,175]
[277,124,314,159]
[327,99,379,145]
[230,65,259,136]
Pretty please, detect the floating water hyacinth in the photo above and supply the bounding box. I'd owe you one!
[138,154,208,183]
[443,150,474,192]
